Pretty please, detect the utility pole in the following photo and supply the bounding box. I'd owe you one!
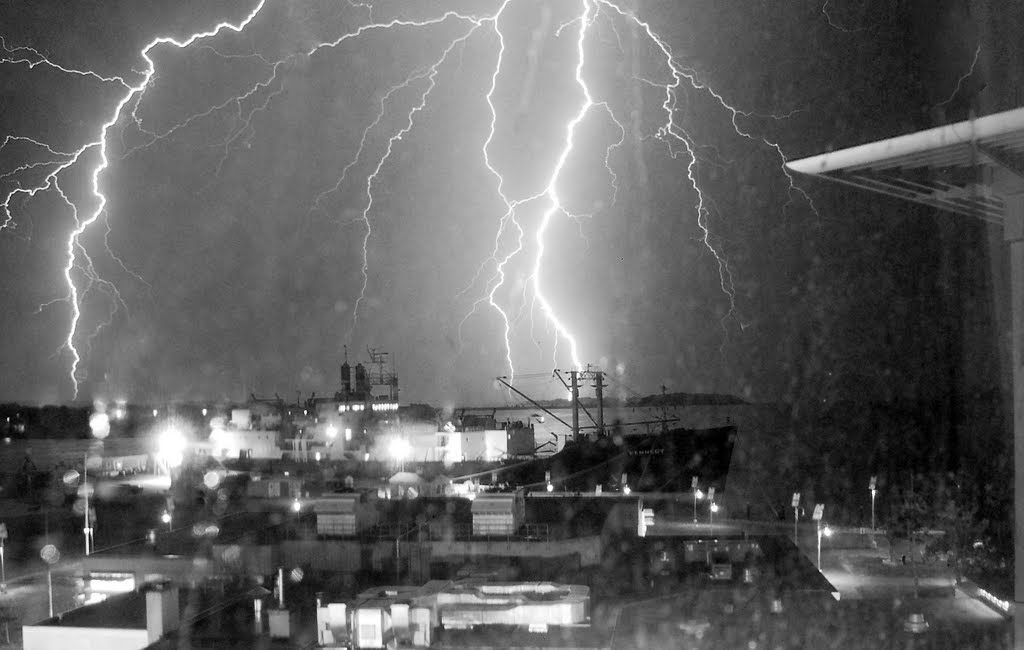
[592,370,605,436]
[570,370,580,443]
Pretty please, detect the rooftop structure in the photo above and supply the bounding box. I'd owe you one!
[317,579,591,649]
[23,583,181,650]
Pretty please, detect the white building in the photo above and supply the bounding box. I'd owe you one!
[436,428,507,464]
[207,427,282,460]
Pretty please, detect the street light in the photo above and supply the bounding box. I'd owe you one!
[792,492,801,544]
[85,412,109,556]
[388,438,411,472]
[161,510,172,531]
[817,523,833,570]
[706,487,716,532]
[811,503,826,567]
[693,488,705,524]
[869,475,878,532]
[0,522,7,593]
[157,427,186,472]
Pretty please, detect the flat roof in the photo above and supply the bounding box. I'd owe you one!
[35,589,156,629]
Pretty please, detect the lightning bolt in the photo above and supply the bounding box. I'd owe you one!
[937,45,982,110]
[347,19,486,328]
[2,1,269,397]
[3,0,817,401]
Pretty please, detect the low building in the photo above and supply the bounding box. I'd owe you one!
[207,427,282,460]
[320,579,591,649]
[438,581,590,630]
[246,474,303,499]
[312,492,380,536]
[23,583,180,650]
[437,428,508,464]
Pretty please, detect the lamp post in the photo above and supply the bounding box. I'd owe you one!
[817,522,833,570]
[40,544,59,617]
[869,475,877,532]
[0,522,7,593]
[692,477,701,523]
[389,438,410,473]
[709,502,719,531]
[291,499,301,541]
[161,510,172,531]
[812,503,827,569]
[83,454,92,556]
[792,492,801,544]
[86,412,109,556]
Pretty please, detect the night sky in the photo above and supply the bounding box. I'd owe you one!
[0,0,1015,408]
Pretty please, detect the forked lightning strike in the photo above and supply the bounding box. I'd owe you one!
[2,0,269,396]
[2,0,813,399]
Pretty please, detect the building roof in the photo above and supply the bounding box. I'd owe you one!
[34,588,167,629]
[786,106,1024,224]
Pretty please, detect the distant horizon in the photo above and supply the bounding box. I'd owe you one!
[0,390,753,411]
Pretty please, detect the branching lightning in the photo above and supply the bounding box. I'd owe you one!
[2,1,269,396]
[2,0,814,399]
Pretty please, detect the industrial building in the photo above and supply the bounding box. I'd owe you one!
[315,579,591,649]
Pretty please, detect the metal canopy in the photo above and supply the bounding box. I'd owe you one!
[786,106,1024,223]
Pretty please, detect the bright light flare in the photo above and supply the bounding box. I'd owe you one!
[89,412,110,439]
[157,427,186,468]
[388,437,411,461]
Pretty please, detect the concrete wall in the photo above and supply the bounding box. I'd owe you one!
[23,626,149,650]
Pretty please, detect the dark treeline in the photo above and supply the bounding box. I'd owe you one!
[0,402,213,439]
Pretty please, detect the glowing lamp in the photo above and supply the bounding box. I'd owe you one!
[388,438,411,461]
[89,412,110,440]
[157,427,186,468]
